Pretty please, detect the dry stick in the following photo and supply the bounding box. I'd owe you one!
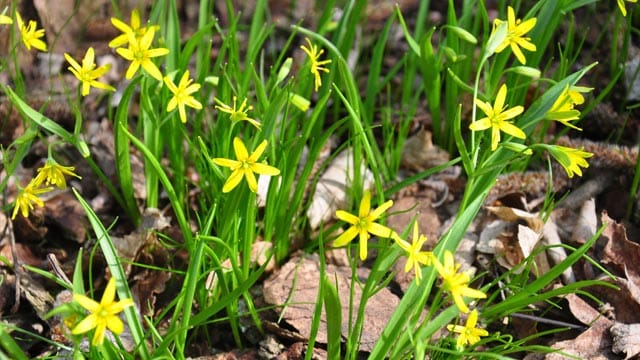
[510,312,587,330]
[4,218,21,313]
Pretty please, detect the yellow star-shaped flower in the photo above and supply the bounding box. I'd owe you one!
[447,309,489,347]
[72,277,134,346]
[215,96,261,129]
[164,70,202,123]
[433,250,486,313]
[109,9,159,48]
[469,84,525,151]
[16,12,47,52]
[394,222,433,284]
[116,28,169,81]
[11,180,52,219]
[212,137,280,193]
[300,37,332,92]
[64,47,116,96]
[334,190,397,261]
[492,6,536,65]
[33,158,82,189]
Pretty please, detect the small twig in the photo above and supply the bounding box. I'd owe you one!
[509,312,586,330]
[47,253,72,286]
[4,217,21,313]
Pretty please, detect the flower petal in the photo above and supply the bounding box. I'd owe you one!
[333,226,359,247]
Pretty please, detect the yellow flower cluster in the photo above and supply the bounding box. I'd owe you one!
[332,191,490,347]
[12,159,81,219]
[468,7,594,178]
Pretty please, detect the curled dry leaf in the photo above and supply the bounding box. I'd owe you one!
[263,255,400,352]
[611,323,640,359]
[601,212,640,287]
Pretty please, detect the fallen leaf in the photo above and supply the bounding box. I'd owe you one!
[601,212,640,289]
[263,255,399,352]
[546,320,615,360]
[401,128,450,172]
[611,322,640,359]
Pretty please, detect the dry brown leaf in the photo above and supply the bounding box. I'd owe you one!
[566,293,613,327]
[601,212,640,288]
[486,205,545,232]
[611,322,640,359]
[44,191,87,244]
[571,198,597,244]
[546,320,615,360]
[263,255,399,352]
[400,128,450,172]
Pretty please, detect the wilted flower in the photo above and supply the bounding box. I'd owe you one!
[215,97,261,129]
[11,180,52,219]
[300,37,332,92]
[33,158,82,189]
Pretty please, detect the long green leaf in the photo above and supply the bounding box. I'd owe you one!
[73,189,150,360]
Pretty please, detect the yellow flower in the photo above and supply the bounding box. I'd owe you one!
[33,159,82,189]
[433,250,486,313]
[447,309,489,347]
[16,12,47,52]
[0,15,12,25]
[545,145,593,178]
[492,6,536,64]
[212,137,280,193]
[116,28,169,81]
[215,96,261,129]
[334,190,397,261]
[618,0,638,16]
[469,84,525,151]
[164,70,202,123]
[545,85,592,130]
[72,277,134,346]
[64,47,116,96]
[109,9,159,48]
[394,222,433,284]
[11,180,52,219]
[300,37,332,92]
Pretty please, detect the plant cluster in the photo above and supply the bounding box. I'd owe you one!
[0,1,634,359]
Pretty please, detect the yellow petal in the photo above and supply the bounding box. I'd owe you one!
[333,226,358,247]
[222,169,244,193]
[72,314,98,334]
